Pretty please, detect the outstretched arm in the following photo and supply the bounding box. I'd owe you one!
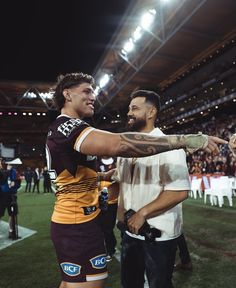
[80,129,227,157]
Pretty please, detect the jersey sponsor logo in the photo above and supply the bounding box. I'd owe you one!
[90,254,107,269]
[57,119,83,137]
[60,262,81,276]
[82,206,97,215]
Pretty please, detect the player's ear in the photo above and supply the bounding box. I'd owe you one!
[63,89,72,102]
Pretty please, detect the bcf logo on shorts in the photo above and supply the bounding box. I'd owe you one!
[60,262,81,276]
[90,254,107,269]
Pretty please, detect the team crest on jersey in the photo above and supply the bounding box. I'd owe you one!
[60,262,81,276]
[57,119,83,137]
[90,254,107,269]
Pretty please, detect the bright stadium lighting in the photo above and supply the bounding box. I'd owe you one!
[133,26,143,42]
[94,86,100,96]
[123,38,135,53]
[99,74,110,89]
[40,92,54,99]
[160,0,171,4]
[140,9,156,30]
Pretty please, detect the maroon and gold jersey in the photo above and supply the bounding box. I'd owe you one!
[46,115,100,224]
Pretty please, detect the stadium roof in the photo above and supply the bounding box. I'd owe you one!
[0,0,235,131]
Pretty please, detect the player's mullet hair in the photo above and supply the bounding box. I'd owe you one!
[53,72,95,110]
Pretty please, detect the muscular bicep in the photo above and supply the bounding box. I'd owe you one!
[79,129,121,156]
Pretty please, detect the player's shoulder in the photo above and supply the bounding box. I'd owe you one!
[49,115,89,138]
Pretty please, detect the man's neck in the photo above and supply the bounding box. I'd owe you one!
[139,125,155,133]
[61,108,82,119]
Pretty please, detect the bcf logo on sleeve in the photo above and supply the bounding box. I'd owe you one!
[60,262,81,276]
[90,254,107,269]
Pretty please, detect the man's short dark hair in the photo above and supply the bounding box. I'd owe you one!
[130,90,161,112]
[53,72,95,111]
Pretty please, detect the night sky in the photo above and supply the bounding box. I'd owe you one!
[0,0,131,82]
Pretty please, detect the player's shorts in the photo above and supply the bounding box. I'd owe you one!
[51,215,108,283]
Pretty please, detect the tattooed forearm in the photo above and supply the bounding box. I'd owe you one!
[118,133,209,157]
[118,133,184,157]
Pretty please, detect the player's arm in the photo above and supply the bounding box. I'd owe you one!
[79,129,227,157]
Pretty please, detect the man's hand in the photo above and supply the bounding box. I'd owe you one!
[229,133,236,157]
[127,211,146,235]
[97,168,116,182]
[183,134,228,154]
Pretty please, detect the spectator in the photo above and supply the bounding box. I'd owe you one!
[0,158,21,239]
[32,167,40,193]
[42,166,52,193]
[97,156,118,262]
[24,167,33,193]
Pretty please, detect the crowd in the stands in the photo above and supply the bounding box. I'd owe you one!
[170,114,236,176]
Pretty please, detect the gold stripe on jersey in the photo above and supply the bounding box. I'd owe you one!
[56,178,98,195]
[54,166,97,189]
[52,166,100,224]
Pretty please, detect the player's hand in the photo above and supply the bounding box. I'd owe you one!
[184,134,228,154]
[203,136,228,154]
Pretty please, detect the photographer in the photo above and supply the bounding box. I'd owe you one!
[0,158,21,239]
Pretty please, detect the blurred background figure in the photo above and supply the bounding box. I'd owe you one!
[0,158,22,240]
[42,166,52,193]
[32,167,40,193]
[97,156,118,262]
[174,233,193,272]
[24,166,34,193]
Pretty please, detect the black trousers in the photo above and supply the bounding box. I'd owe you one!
[121,233,177,288]
[177,233,191,264]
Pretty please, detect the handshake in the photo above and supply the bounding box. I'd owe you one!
[117,209,161,243]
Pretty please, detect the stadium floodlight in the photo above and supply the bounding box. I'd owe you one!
[123,38,135,53]
[94,86,100,96]
[99,74,110,89]
[40,92,54,99]
[133,26,143,42]
[140,9,156,30]
[160,0,171,4]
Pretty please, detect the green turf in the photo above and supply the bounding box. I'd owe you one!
[1,183,236,288]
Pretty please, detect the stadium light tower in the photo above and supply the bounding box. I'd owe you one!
[99,74,110,89]
[140,9,156,30]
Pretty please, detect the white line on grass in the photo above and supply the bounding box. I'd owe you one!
[0,220,37,251]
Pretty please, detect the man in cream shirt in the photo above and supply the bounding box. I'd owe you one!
[116,90,190,288]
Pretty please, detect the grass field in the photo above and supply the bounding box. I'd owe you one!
[1,182,236,288]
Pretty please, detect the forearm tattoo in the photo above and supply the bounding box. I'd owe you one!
[119,133,184,157]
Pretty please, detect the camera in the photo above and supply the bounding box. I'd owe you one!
[117,209,161,243]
